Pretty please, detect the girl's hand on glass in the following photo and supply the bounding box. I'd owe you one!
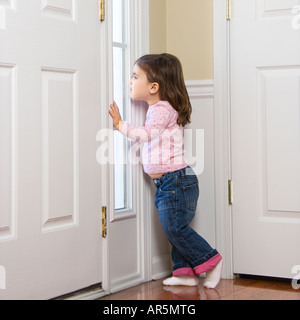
[109,101,123,131]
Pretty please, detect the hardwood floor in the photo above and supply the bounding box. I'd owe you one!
[99,276,300,300]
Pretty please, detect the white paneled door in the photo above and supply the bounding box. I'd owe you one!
[0,1,104,299]
[231,0,300,278]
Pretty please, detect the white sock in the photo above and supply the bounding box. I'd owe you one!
[203,259,223,289]
[163,276,199,287]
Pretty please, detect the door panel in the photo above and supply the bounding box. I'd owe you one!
[0,64,16,241]
[231,0,300,278]
[256,0,299,18]
[41,68,78,232]
[258,66,300,213]
[0,0,104,299]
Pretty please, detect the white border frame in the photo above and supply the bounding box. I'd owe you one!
[213,0,234,279]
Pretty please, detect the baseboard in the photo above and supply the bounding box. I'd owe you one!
[152,254,172,280]
[110,272,145,294]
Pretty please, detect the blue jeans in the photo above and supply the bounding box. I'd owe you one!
[153,166,222,277]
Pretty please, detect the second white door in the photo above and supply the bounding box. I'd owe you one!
[231,0,300,278]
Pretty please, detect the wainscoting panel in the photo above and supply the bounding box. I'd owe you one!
[150,80,215,280]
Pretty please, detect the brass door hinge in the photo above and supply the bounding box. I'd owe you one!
[101,206,107,238]
[99,0,105,22]
[226,0,231,20]
[228,180,233,205]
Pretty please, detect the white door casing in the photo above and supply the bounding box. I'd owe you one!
[231,0,300,278]
[0,0,104,299]
[213,0,234,279]
[106,0,152,293]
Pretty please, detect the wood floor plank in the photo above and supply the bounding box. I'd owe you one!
[98,276,300,300]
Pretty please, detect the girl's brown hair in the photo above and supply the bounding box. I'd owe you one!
[135,53,192,127]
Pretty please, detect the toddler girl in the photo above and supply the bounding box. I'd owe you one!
[109,54,222,288]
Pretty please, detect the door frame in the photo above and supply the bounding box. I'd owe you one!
[213,0,234,279]
[99,0,234,294]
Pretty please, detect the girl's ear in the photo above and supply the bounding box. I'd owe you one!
[150,82,159,95]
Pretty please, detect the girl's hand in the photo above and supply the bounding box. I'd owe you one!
[109,101,123,131]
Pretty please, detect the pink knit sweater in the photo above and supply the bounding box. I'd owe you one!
[119,101,187,175]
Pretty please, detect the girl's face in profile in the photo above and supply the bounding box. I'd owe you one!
[130,64,151,102]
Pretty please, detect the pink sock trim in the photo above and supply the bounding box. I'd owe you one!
[173,267,197,277]
[193,253,222,275]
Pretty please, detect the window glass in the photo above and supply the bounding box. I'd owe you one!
[112,0,129,211]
